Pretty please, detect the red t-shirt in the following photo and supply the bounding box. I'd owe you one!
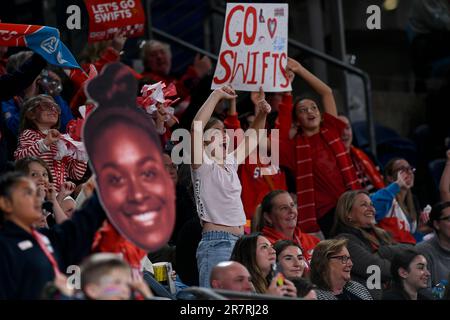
[309,133,347,218]
[239,163,288,219]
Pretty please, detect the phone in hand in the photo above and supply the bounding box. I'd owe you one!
[273,263,285,286]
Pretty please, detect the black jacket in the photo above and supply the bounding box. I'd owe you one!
[0,193,105,299]
[383,285,431,300]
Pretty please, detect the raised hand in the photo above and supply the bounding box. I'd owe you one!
[253,87,271,115]
[111,32,127,52]
[250,86,265,106]
[46,183,58,201]
[44,129,61,146]
[287,57,302,74]
[60,181,76,198]
[214,85,237,100]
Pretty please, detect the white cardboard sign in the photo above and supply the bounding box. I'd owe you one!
[211,3,291,92]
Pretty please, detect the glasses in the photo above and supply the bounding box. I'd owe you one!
[438,216,450,222]
[395,166,416,174]
[329,255,352,264]
[37,102,61,114]
[297,105,319,114]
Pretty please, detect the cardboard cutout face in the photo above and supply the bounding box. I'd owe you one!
[83,62,175,252]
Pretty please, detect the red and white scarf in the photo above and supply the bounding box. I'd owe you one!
[295,115,361,232]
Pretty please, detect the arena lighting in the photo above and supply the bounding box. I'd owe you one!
[383,0,399,11]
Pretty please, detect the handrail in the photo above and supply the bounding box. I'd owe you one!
[179,287,303,300]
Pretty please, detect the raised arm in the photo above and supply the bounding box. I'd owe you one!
[440,150,450,201]
[233,87,271,165]
[287,57,337,117]
[190,86,237,169]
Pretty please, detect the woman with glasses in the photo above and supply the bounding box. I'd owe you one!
[278,57,361,238]
[330,190,412,299]
[14,94,87,192]
[310,238,373,300]
[371,157,430,244]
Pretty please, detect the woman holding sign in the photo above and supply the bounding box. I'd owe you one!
[279,58,361,239]
[190,85,271,288]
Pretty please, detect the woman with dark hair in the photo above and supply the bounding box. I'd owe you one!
[273,240,307,279]
[230,232,297,297]
[252,190,319,263]
[278,57,361,238]
[331,190,412,299]
[371,157,428,243]
[310,239,372,300]
[383,248,431,300]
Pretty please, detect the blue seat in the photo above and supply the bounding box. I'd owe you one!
[428,158,446,191]
[352,121,418,168]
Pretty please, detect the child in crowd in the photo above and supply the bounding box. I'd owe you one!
[80,253,153,300]
[14,94,87,192]
[0,172,105,299]
[190,85,271,287]
[279,58,361,237]
[15,156,76,224]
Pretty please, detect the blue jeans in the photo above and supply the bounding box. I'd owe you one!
[196,231,240,288]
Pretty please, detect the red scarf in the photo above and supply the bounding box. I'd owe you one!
[31,229,61,276]
[350,146,385,190]
[262,225,320,264]
[295,114,361,232]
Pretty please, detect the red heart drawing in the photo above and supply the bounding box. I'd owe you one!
[267,18,277,39]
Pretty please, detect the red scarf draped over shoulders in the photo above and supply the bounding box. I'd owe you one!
[262,226,320,263]
[295,114,361,233]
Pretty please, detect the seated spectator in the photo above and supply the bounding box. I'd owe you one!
[0,172,105,299]
[273,240,308,279]
[80,253,152,300]
[383,249,431,300]
[338,115,385,193]
[141,40,212,115]
[2,51,73,136]
[310,238,373,300]
[370,163,418,244]
[14,94,87,191]
[252,190,320,263]
[279,57,361,237]
[374,158,429,243]
[440,150,450,201]
[331,190,411,299]
[416,201,450,288]
[230,232,297,297]
[210,261,254,293]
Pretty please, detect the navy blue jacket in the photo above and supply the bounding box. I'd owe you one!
[0,193,105,299]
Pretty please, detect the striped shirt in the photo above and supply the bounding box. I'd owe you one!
[14,129,87,191]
